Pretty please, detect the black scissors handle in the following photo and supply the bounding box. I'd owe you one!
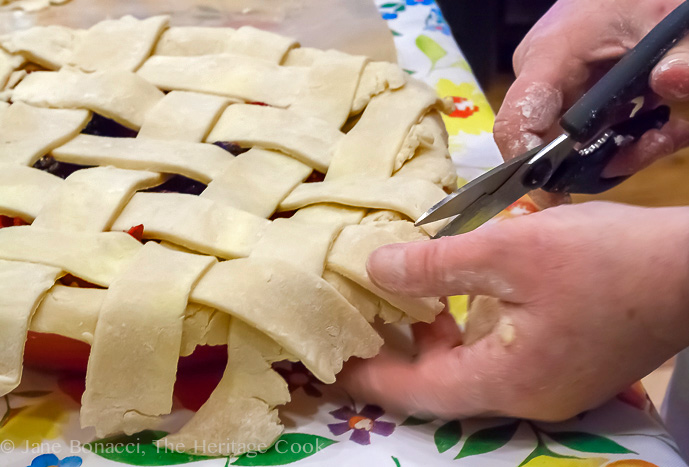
[560,0,689,143]
[544,105,670,194]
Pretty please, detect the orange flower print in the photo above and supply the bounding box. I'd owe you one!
[448,96,479,118]
[435,79,494,136]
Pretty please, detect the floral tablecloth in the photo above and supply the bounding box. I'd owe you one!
[2,1,687,467]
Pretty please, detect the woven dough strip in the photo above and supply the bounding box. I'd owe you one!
[0,15,458,456]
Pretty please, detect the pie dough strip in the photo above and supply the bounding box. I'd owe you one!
[81,242,216,436]
[251,204,366,276]
[137,54,306,108]
[250,218,344,277]
[327,221,444,323]
[153,27,236,57]
[326,80,442,180]
[0,25,82,70]
[0,102,90,166]
[111,192,270,259]
[393,111,446,172]
[279,177,448,234]
[154,25,296,62]
[12,67,165,129]
[289,51,367,128]
[282,47,325,66]
[0,260,61,396]
[201,147,312,218]
[393,111,457,190]
[189,257,383,383]
[137,91,231,143]
[158,319,289,456]
[224,26,298,64]
[30,285,229,356]
[0,49,24,89]
[323,270,407,325]
[53,135,234,184]
[205,104,343,173]
[32,167,164,232]
[0,226,141,287]
[351,61,408,115]
[178,304,230,356]
[30,285,102,345]
[0,165,62,220]
[291,203,366,226]
[68,15,169,72]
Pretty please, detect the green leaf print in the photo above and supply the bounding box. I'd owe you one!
[401,416,431,426]
[434,420,462,453]
[232,433,336,466]
[415,34,447,68]
[391,456,401,467]
[85,430,211,465]
[518,440,579,467]
[545,431,636,454]
[455,421,519,459]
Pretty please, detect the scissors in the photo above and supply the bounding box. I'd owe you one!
[417,1,689,238]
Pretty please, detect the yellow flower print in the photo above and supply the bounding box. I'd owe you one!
[0,398,68,446]
[435,79,495,136]
[607,461,660,467]
[447,294,468,325]
[522,456,608,467]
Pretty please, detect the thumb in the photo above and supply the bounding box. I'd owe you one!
[651,36,689,101]
[366,225,526,301]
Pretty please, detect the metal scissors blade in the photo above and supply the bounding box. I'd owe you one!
[417,135,574,237]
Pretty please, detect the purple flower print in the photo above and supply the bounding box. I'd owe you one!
[406,0,434,5]
[328,405,396,445]
[273,362,322,397]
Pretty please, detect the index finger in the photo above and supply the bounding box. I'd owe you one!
[338,329,509,420]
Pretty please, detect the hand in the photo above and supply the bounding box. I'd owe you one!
[339,202,689,421]
[493,0,689,207]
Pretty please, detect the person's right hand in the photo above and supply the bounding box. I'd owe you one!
[493,0,689,207]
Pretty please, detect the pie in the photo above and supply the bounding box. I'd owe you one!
[0,0,69,13]
[0,15,457,456]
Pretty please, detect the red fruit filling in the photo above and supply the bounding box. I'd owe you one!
[126,224,144,242]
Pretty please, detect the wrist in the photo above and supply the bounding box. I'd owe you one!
[644,206,689,352]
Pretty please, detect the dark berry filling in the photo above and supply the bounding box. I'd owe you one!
[33,156,90,179]
[212,141,250,156]
[81,113,138,138]
[59,274,104,289]
[270,210,296,220]
[0,215,29,228]
[304,171,325,183]
[144,174,207,196]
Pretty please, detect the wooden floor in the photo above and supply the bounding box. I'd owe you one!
[484,75,685,408]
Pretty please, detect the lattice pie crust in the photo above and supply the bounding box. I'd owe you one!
[0,15,457,456]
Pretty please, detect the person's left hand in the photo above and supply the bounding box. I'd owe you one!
[339,202,689,421]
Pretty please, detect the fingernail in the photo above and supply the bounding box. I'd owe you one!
[367,245,408,292]
[653,54,689,100]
